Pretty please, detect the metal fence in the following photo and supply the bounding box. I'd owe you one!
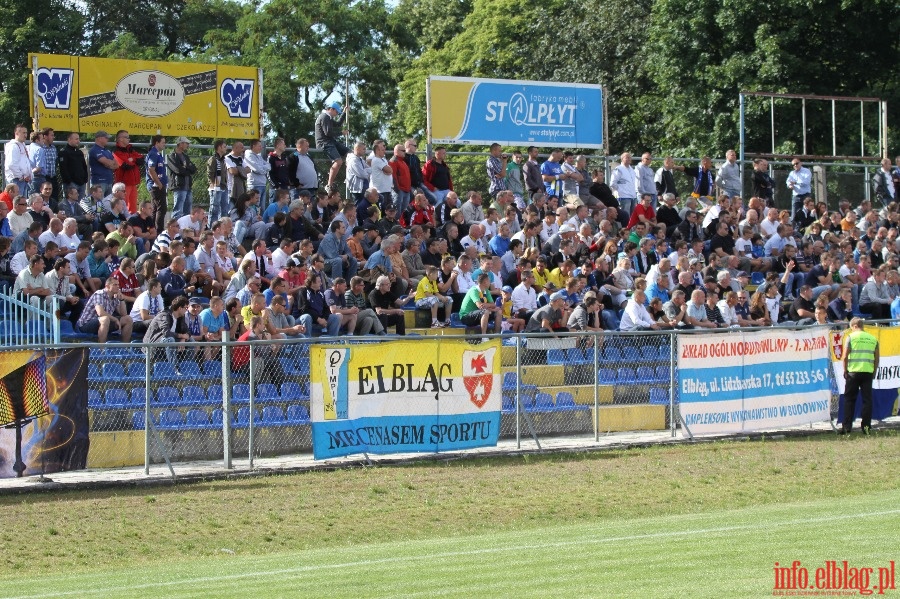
[4,324,852,480]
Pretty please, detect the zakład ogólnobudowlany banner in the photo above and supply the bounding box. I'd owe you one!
[427,76,604,149]
[310,339,501,460]
[830,326,900,421]
[29,54,260,138]
[678,329,832,435]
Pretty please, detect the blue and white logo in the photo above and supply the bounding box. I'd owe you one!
[220,78,254,118]
[36,67,74,110]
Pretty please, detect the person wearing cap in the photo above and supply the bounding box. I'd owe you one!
[536,280,558,308]
[526,289,568,334]
[314,100,350,194]
[166,136,196,221]
[542,222,577,257]
[841,317,878,435]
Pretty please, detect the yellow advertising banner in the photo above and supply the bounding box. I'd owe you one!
[29,54,260,138]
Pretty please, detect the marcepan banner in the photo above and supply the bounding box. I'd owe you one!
[29,54,261,139]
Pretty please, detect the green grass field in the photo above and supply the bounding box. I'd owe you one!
[1,431,898,598]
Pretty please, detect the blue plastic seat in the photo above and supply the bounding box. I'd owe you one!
[640,346,657,362]
[636,366,655,383]
[598,368,617,385]
[59,319,91,339]
[556,391,587,410]
[449,313,466,328]
[500,372,537,395]
[153,362,178,380]
[100,362,125,380]
[501,395,515,413]
[234,407,259,427]
[157,409,184,429]
[155,386,180,406]
[603,347,622,363]
[649,387,669,405]
[280,382,308,400]
[286,404,310,423]
[207,385,223,404]
[177,361,204,378]
[132,410,148,430]
[233,384,251,403]
[567,348,590,365]
[529,392,555,411]
[261,406,286,425]
[547,349,567,365]
[185,408,210,429]
[88,389,102,408]
[125,362,145,381]
[87,364,101,381]
[257,383,280,401]
[202,360,222,378]
[210,408,224,427]
[130,388,148,406]
[654,365,670,383]
[622,347,641,363]
[182,385,207,405]
[658,345,671,361]
[105,388,128,407]
[616,367,637,384]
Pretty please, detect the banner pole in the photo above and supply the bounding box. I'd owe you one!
[31,55,40,133]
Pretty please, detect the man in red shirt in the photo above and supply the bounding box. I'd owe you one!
[111,130,144,214]
[390,143,412,216]
[626,193,657,230]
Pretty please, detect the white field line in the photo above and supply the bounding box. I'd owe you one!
[4,507,900,599]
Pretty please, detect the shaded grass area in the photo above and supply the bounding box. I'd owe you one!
[0,431,897,581]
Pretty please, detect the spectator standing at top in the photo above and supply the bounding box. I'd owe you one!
[4,124,33,197]
[112,130,144,214]
[752,158,775,208]
[786,157,812,220]
[314,100,350,194]
[634,152,657,209]
[716,150,742,203]
[267,137,291,194]
[523,146,542,200]
[244,139,271,208]
[391,143,412,215]
[609,152,637,218]
[404,139,434,205]
[206,140,229,227]
[288,138,319,198]
[368,140,393,211]
[872,158,896,207]
[345,141,371,207]
[88,130,117,197]
[225,141,250,203]
[167,136,196,222]
[32,128,59,208]
[58,132,89,198]
[486,143,509,199]
[146,135,169,234]
[655,156,679,199]
[540,149,565,199]
[683,156,715,207]
[422,147,453,205]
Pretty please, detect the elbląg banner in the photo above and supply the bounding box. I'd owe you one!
[309,339,502,460]
[29,54,261,138]
[427,76,605,149]
[830,326,900,422]
[678,329,832,435]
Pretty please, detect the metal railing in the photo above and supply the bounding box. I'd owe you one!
[0,291,59,346]
[2,322,855,480]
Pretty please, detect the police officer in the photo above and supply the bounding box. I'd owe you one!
[841,317,879,435]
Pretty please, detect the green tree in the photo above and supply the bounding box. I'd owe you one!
[0,0,84,135]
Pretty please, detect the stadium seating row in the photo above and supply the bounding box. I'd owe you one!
[133,404,311,430]
[89,382,310,409]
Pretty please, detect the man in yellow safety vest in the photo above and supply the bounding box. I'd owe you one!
[841,317,879,435]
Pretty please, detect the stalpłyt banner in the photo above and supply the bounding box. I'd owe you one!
[310,339,502,460]
[427,76,604,149]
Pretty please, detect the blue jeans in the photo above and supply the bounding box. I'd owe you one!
[432,189,451,205]
[324,255,358,280]
[810,284,839,302]
[173,190,192,220]
[252,184,268,210]
[12,179,30,197]
[207,189,229,226]
[92,182,112,196]
[295,313,314,338]
[378,192,393,212]
[392,190,412,215]
[619,197,637,218]
[415,186,437,206]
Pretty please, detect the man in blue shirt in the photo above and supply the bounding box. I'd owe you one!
[199,296,229,342]
[88,131,117,196]
[146,135,169,234]
[540,149,565,198]
[32,128,59,209]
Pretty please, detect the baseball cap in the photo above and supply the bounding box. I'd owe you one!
[328,101,342,114]
[549,291,565,301]
[501,285,513,294]
[543,282,557,290]
[188,296,204,306]
[175,136,192,145]
[94,130,109,139]
[689,258,700,265]
[558,224,576,234]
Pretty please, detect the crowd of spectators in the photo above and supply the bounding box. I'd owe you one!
[4,115,900,357]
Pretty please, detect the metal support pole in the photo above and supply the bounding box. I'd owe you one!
[738,93,745,196]
[770,97,775,156]
[670,331,676,438]
[515,335,521,449]
[864,166,871,203]
[593,330,599,443]
[248,343,255,469]
[880,101,888,160]
[832,99,837,157]
[222,331,232,469]
[860,101,865,158]
[144,343,151,474]
[801,98,807,156]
